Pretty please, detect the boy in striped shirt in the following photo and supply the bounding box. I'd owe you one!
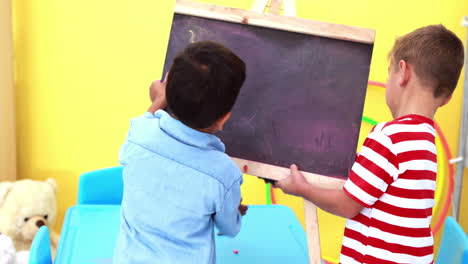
[275,25,465,264]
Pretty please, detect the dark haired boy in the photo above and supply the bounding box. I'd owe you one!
[114,41,247,264]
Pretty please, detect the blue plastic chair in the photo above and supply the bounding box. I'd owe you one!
[77,166,124,204]
[436,216,468,264]
[29,226,52,264]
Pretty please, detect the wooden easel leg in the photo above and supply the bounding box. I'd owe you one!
[252,0,295,16]
[251,0,269,13]
[304,200,322,264]
[268,0,282,15]
[282,0,296,16]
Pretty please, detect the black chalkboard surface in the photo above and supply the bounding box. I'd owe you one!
[163,13,373,178]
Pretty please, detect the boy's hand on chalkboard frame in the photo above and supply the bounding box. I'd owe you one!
[274,164,308,196]
[147,73,168,114]
[149,72,168,106]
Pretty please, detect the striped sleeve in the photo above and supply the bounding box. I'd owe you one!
[344,130,399,207]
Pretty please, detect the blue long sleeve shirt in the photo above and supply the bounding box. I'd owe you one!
[113,110,243,264]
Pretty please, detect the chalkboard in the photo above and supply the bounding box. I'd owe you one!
[163,4,374,179]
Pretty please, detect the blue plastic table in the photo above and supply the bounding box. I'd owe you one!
[55,205,310,264]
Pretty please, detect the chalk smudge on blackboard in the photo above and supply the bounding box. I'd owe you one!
[188,30,196,43]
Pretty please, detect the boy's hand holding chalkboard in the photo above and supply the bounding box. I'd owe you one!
[274,164,308,197]
[148,73,168,113]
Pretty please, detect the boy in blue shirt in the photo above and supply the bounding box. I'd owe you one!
[114,41,248,264]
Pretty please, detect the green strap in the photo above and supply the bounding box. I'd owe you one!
[266,183,272,205]
[362,116,378,126]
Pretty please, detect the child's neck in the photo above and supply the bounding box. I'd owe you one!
[169,113,218,134]
[393,84,445,120]
[197,127,217,134]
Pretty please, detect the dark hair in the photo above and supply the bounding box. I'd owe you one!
[166,41,246,129]
[388,24,465,97]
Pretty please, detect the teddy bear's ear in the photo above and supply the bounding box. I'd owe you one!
[46,178,57,193]
[0,182,13,209]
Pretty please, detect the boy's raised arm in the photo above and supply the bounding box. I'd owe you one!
[147,73,168,114]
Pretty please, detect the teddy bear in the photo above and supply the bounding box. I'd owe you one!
[0,178,59,259]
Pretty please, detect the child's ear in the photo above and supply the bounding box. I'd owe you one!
[398,60,411,87]
[215,112,232,131]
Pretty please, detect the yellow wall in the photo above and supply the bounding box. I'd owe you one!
[12,0,467,261]
[1,0,16,181]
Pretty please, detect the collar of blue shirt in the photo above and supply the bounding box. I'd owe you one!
[154,110,226,153]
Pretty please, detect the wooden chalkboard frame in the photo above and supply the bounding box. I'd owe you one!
[175,0,375,44]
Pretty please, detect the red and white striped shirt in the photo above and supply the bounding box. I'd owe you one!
[341,115,437,264]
